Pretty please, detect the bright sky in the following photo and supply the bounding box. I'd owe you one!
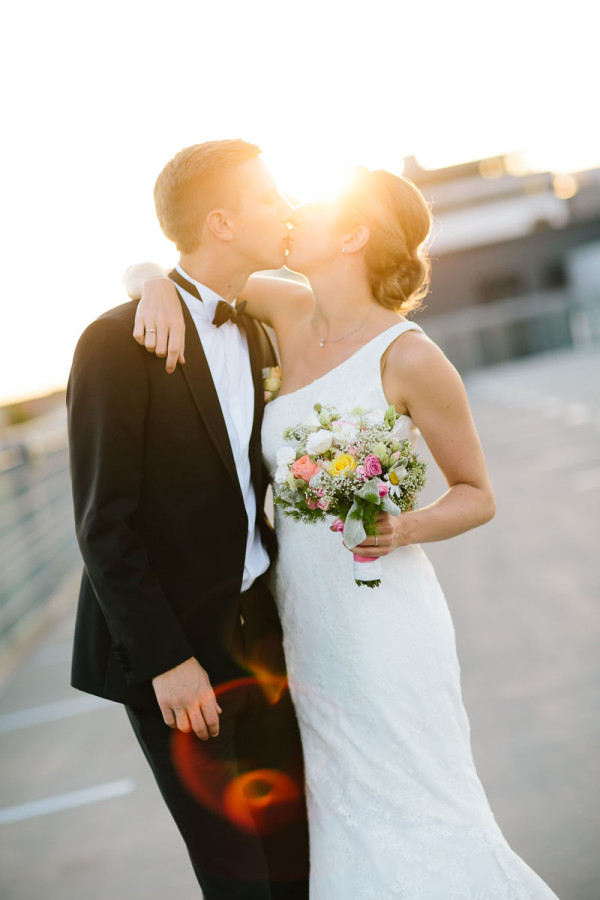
[1,0,597,404]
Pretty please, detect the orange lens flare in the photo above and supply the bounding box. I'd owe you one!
[223,769,301,833]
[171,677,302,836]
[229,634,289,705]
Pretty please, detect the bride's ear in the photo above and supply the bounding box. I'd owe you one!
[341,225,369,255]
[206,209,235,242]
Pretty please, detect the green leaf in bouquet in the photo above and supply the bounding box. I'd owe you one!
[354,480,381,504]
[342,500,367,549]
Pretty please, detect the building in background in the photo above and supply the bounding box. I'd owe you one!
[405,154,600,370]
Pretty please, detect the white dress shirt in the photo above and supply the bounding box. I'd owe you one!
[175,264,269,591]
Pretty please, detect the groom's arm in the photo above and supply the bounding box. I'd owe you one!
[67,314,195,686]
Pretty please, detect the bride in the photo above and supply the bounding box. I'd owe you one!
[125,167,560,898]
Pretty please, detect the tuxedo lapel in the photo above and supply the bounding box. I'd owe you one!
[177,295,243,501]
[244,317,275,492]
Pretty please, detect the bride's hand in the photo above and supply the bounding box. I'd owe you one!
[133,278,186,374]
[348,511,413,557]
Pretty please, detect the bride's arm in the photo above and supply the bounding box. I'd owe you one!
[123,263,185,373]
[354,332,496,556]
[125,262,312,373]
[123,262,168,299]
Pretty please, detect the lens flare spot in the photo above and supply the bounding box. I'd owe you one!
[223,769,301,833]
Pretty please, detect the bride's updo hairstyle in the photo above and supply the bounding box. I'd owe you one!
[338,168,432,315]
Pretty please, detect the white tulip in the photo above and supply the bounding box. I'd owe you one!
[332,423,358,446]
[303,413,321,432]
[364,408,386,425]
[276,447,296,466]
[274,464,291,484]
[306,429,333,455]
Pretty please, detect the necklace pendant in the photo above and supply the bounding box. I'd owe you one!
[319,337,325,348]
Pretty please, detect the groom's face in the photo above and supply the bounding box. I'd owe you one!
[226,159,292,270]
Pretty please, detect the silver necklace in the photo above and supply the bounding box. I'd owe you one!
[312,307,374,348]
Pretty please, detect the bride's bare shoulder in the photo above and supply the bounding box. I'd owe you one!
[385,325,459,383]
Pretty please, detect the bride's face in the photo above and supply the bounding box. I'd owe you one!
[285,200,342,275]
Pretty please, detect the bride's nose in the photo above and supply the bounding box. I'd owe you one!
[288,207,305,228]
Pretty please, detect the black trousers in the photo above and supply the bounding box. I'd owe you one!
[125,583,310,900]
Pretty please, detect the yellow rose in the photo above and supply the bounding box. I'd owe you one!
[330,454,357,477]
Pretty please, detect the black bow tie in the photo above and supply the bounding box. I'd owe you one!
[168,268,246,328]
[212,299,247,328]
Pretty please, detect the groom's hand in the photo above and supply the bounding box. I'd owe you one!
[152,657,222,740]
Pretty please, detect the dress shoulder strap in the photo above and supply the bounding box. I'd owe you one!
[372,320,423,376]
[372,320,423,355]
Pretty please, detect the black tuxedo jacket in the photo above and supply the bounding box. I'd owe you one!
[67,295,278,709]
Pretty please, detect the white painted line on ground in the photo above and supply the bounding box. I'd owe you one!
[0,778,136,826]
[0,695,116,734]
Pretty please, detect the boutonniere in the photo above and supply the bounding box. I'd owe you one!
[263,366,282,403]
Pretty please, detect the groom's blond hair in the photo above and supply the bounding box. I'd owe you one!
[154,139,261,254]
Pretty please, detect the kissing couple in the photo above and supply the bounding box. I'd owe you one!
[67,139,560,898]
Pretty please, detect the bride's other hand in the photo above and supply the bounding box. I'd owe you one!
[349,512,411,558]
[132,277,186,374]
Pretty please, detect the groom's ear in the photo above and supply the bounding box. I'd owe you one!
[342,225,370,255]
[206,209,235,242]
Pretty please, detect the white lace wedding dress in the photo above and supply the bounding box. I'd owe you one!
[261,322,560,899]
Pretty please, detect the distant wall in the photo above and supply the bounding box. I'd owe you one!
[417,286,600,374]
[424,219,600,315]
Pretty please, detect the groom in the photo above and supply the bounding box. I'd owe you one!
[67,140,309,899]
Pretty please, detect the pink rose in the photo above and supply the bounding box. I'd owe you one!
[331,518,344,533]
[307,497,319,509]
[291,455,320,483]
[355,465,367,480]
[317,498,330,510]
[364,454,383,476]
[378,482,390,497]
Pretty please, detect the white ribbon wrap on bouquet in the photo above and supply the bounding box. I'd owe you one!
[352,553,382,585]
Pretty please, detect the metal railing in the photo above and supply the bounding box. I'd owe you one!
[421,287,600,373]
[0,408,79,645]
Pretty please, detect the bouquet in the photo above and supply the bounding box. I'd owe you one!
[273,403,427,587]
